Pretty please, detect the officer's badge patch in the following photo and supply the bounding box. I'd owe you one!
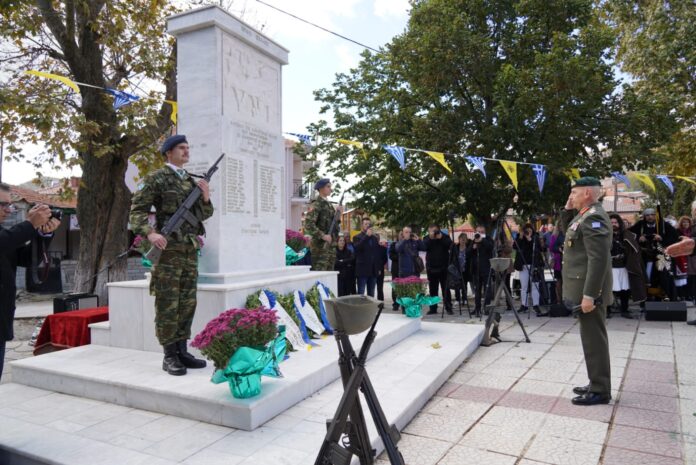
[570,223,579,231]
[591,222,601,228]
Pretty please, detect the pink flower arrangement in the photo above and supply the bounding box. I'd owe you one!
[191,308,278,370]
[391,276,428,299]
[286,228,308,252]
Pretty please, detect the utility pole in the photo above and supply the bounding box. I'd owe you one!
[613,177,618,213]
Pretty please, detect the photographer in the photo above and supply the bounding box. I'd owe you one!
[423,224,453,315]
[513,223,546,316]
[467,226,494,316]
[1,183,61,380]
[352,218,382,297]
[395,226,426,278]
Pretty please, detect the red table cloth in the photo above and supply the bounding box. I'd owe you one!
[33,307,109,355]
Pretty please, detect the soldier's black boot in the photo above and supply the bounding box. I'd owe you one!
[163,344,187,376]
[177,340,207,369]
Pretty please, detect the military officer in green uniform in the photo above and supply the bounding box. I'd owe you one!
[130,135,214,376]
[304,178,341,271]
[561,177,613,405]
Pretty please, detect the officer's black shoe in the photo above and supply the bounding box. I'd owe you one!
[533,306,549,317]
[571,392,611,406]
[572,384,590,395]
[687,320,696,326]
[518,305,528,313]
[177,340,207,369]
[163,344,186,376]
[621,312,633,319]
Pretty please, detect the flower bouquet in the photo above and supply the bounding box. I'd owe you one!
[191,308,285,399]
[391,276,440,318]
[285,229,308,265]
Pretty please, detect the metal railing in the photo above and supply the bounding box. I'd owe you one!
[292,179,310,199]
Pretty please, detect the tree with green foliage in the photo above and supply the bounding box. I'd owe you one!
[308,0,671,230]
[606,0,696,176]
[0,1,179,300]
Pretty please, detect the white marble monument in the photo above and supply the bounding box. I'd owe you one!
[99,5,336,353]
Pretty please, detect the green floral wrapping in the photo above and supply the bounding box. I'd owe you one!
[396,293,441,318]
[285,245,307,265]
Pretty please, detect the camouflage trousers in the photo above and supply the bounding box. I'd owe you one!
[310,242,336,271]
[149,245,198,346]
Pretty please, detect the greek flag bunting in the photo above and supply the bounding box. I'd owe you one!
[383,145,406,169]
[611,171,631,189]
[288,132,313,145]
[466,156,486,178]
[532,164,547,193]
[656,175,674,194]
[105,88,140,110]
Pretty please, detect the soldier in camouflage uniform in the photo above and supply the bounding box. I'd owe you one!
[304,178,341,271]
[130,135,214,376]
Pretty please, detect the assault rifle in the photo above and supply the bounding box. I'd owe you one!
[145,153,225,264]
[324,191,345,249]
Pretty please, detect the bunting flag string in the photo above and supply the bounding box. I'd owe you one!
[499,160,518,191]
[611,172,631,188]
[24,70,81,94]
[424,151,452,173]
[383,145,406,170]
[105,88,140,109]
[287,132,313,145]
[164,100,178,124]
[656,175,674,194]
[532,164,547,194]
[466,156,487,178]
[676,176,696,187]
[632,172,656,192]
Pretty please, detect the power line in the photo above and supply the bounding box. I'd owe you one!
[255,0,381,53]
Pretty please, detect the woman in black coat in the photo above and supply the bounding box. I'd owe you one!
[334,236,355,297]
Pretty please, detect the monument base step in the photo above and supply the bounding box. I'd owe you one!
[1,321,483,465]
[11,313,420,430]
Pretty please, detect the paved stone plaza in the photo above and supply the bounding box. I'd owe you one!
[2,304,695,464]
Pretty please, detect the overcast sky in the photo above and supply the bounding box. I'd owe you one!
[4,0,410,185]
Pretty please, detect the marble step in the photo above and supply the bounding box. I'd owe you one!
[0,321,484,465]
[11,313,420,431]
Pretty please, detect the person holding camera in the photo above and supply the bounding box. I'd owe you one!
[0,183,61,380]
[513,223,546,316]
[423,224,453,315]
[467,225,494,316]
[395,226,426,278]
[353,218,382,297]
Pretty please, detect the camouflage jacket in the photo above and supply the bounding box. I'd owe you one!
[303,196,338,245]
[130,167,214,248]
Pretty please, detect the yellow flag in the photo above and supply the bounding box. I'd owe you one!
[424,151,452,173]
[632,172,656,192]
[336,139,366,158]
[499,160,518,190]
[676,176,696,187]
[165,100,177,124]
[24,70,80,94]
[571,168,581,179]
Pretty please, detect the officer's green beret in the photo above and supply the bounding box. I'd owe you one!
[571,176,601,187]
[160,134,188,155]
[314,178,331,190]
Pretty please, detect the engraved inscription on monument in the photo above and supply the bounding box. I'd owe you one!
[225,158,248,214]
[259,164,281,215]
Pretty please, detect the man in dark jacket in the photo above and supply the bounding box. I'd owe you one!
[375,234,388,301]
[388,239,400,310]
[395,226,426,277]
[630,208,678,299]
[353,218,383,297]
[609,213,646,319]
[1,183,59,380]
[467,225,495,316]
[423,224,453,315]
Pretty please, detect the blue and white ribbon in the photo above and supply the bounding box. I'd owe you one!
[293,290,325,336]
[656,175,674,194]
[466,156,486,178]
[105,88,140,109]
[383,145,406,170]
[290,291,318,346]
[611,172,631,189]
[316,281,334,334]
[259,289,306,350]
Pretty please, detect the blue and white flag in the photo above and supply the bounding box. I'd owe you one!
[316,281,334,334]
[290,291,319,347]
[259,289,306,351]
[105,88,139,110]
[287,132,313,145]
[293,290,325,337]
[611,172,631,189]
[532,164,547,193]
[383,145,406,169]
[656,175,674,194]
[466,156,486,178]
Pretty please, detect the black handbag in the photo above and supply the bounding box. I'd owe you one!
[447,264,463,289]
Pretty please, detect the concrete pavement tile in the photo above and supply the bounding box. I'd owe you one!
[182,449,246,465]
[624,368,676,384]
[481,364,530,378]
[465,373,518,390]
[106,433,156,452]
[524,435,602,465]
[436,381,462,397]
[424,397,491,420]
[45,419,88,433]
[629,359,675,372]
[480,406,546,431]
[622,379,679,397]
[497,391,558,413]
[377,433,450,465]
[437,445,517,465]
[681,384,696,400]
[607,425,682,458]
[449,371,475,384]
[523,367,575,383]
[403,412,475,442]
[458,423,534,457]
[129,415,201,442]
[614,406,681,433]
[602,447,683,465]
[237,445,311,465]
[538,414,608,444]
[550,398,614,423]
[512,379,566,397]
[448,385,506,404]
[617,391,679,413]
[143,422,237,462]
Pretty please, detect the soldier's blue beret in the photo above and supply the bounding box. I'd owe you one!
[160,134,188,155]
[314,178,331,190]
[571,176,601,187]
